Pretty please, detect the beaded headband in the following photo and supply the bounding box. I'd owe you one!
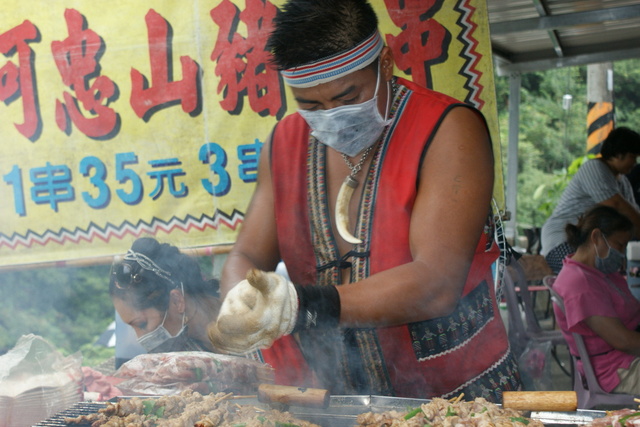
[281,30,384,88]
[122,249,173,283]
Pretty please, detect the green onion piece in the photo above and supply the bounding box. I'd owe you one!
[256,415,267,423]
[232,424,246,427]
[193,367,203,382]
[142,400,154,416]
[274,423,300,427]
[619,412,640,426]
[155,406,165,418]
[445,406,457,417]
[404,407,423,420]
[510,416,530,425]
[480,407,488,413]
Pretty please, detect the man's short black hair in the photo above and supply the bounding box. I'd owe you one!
[600,126,640,159]
[267,0,379,71]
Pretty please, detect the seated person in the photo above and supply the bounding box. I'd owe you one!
[553,205,640,394]
[110,237,221,353]
[541,127,640,274]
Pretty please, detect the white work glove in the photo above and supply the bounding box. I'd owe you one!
[208,269,299,354]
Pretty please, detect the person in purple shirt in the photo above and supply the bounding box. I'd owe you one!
[553,205,640,394]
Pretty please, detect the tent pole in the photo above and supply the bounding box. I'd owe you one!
[506,72,521,247]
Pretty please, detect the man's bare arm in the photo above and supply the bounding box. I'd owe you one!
[599,193,640,238]
[338,106,495,327]
[219,134,281,297]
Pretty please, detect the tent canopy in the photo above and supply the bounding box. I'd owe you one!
[487,0,640,75]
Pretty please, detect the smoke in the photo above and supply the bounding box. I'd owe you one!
[0,264,113,356]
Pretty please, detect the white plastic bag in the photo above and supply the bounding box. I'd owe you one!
[517,340,553,391]
[113,351,274,396]
[0,334,83,427]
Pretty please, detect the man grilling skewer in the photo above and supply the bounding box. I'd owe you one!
[208,0,521,401]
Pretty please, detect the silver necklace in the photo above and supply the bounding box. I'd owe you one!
[342,145,373,179]
[335,146,375,245]
[334,78,398,244]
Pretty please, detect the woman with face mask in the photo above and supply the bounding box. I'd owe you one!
[552,205,640,394]
[109,237,221,353]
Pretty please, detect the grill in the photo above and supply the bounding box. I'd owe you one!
[33,401,106,426]
[33,395,606,427]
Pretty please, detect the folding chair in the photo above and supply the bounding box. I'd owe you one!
[542,275,558,329]
[544,281,638,409]
[503,254,567,358]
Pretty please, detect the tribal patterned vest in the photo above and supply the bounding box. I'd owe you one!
[261,77,521,401]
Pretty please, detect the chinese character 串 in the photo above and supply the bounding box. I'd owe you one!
[30,162,75,212]
[384,0,449,89]
[237,138,263,183]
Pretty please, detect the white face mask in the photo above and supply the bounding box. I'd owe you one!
[298,62,392,157]
[137,283,187,352]
[594,235,626,275]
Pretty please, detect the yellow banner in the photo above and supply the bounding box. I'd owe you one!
[0,0,502,267]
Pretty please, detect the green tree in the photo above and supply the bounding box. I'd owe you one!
[0,264,113,358]
[496,58,640,238]
[614,59,640,131]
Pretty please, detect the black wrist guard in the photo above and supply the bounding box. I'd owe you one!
[292,284,341,332]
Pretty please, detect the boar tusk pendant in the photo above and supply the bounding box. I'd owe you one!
[335,175,363,244]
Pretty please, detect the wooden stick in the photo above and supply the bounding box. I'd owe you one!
[451,393,465,403]
[212,392,235,406]
[257,384,330,409]
[502,391,577,412]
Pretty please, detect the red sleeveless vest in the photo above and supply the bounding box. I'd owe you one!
[261,78,519,400]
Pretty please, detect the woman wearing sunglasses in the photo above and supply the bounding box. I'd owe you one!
[109,237,221,353]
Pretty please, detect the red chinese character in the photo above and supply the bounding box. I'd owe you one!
[51,8,119,139]
[210,0,284,118]
[130,9,199,121]
[0,20,41,141]
[384,0,449,88]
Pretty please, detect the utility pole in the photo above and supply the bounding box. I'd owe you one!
[586,62,614,154]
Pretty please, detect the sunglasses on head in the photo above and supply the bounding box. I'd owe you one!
[111,262,145,289]
[111,249,174,289]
